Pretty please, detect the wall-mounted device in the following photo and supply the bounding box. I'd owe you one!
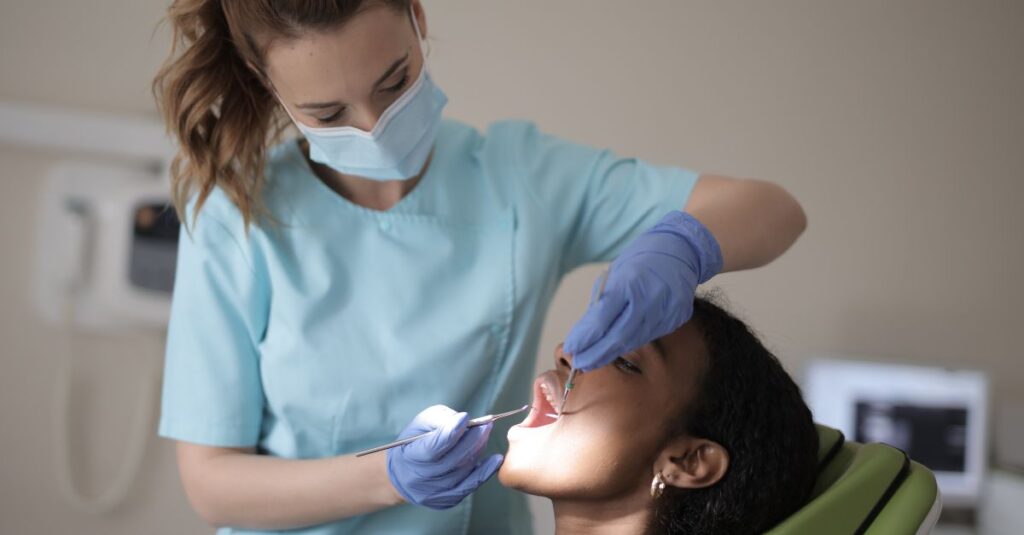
[804,358,989,509]
[31,161,178,331]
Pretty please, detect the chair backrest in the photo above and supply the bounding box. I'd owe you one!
[766,425,941,535]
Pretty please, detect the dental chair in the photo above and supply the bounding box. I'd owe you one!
[767,425,942,535]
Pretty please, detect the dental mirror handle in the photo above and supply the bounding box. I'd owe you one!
[353,405,530,457]
[559,267,610,415]
[558,368,578,416]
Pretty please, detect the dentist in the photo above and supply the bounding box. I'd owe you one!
[153,1,806,534]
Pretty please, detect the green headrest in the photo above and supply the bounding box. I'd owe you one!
[766,424,939,535]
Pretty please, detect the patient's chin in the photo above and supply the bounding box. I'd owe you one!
[496,460,529,491]
[499,432,596,499]
[498,435,561,496]
[500,425,655,500]
[498,436,541,492]
[497,456,560,497]
[498,453,612,500]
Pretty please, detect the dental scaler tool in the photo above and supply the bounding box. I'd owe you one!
[558,267,610,417]
[354,405,532,457]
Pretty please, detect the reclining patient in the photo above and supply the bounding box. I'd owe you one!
[500,294,819,535]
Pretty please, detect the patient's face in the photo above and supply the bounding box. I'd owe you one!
[499,323,706,499]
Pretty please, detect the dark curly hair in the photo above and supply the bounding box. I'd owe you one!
[646,293,819,534]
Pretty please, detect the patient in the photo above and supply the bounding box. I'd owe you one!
[500,294,819,534]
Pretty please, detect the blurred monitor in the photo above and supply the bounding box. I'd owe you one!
[804,358,988,507]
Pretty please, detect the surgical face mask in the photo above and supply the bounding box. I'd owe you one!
[280,12,447,181]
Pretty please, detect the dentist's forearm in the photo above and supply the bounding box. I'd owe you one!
[684,174,807,273]
[176,442,403,530]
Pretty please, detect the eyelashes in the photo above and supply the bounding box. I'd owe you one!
[314,71,410,125]
[382,71,409,93]
[315,109,344,124]
[614,353,643,374]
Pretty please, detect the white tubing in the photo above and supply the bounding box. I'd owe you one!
[53,299,162,514]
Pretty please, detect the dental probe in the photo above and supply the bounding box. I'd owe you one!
[354,404,532,457]
[558,267,610,417]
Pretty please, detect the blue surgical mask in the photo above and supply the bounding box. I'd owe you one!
[280,12,447,181]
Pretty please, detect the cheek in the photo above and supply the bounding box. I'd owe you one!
[500,397,663,499]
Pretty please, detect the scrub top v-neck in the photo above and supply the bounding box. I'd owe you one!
[159,118,700,535]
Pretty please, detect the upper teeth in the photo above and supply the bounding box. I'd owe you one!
[539,383,558,409]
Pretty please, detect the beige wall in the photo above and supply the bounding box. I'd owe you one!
[1,1,1022,533]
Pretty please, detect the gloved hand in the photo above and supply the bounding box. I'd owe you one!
[386,405,503,510]
[564,210,723,372]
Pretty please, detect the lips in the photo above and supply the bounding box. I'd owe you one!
[518,370,562,428]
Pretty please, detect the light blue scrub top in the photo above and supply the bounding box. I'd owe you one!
[159,118,699,535]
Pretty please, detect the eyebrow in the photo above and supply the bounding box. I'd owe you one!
[295,51,410,110]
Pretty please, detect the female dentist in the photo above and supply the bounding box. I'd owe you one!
[153,1,806,534]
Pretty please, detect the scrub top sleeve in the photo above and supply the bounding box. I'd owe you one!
[158,207,269,448]
[502,120,701,274]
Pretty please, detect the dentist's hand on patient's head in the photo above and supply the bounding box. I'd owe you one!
[387,405,503,510]
[564,211,723,372]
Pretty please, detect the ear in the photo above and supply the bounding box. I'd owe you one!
[656,436,729,490]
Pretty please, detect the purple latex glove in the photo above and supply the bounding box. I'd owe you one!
[386,405,503,510]
[564,210,723,372]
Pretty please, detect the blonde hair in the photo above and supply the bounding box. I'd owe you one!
[152,0,411,229]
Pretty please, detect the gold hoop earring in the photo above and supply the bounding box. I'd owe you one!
[650,472,666,499]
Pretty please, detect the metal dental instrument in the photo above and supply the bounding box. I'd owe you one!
[558,267,610,417]
[354,404,532,457]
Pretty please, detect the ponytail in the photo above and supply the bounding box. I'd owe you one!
[153,0,282,230]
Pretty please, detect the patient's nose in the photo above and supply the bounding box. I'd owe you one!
[554,343,573,370]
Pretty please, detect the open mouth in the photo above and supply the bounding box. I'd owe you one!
[518,370,562,428]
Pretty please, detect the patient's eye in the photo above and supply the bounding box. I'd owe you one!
[614,355,642,374]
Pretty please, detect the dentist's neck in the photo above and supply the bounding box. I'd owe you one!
[300,139,431,212]
[551,491,652,535]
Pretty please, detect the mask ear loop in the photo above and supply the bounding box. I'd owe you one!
[409,6,430,62]
[247,60,302,133]
[266,80,305,135]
